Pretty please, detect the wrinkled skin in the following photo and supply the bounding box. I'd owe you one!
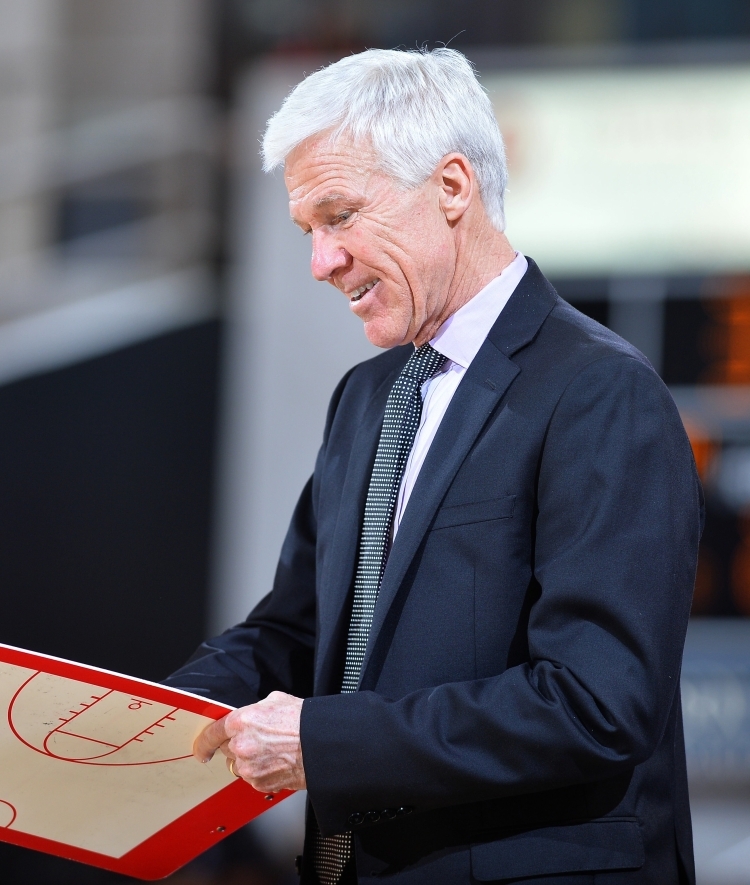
[192,132,515,793]
[285,133,515,348]
[194,692,305,792]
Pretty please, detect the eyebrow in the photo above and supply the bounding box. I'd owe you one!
[290,192,358,227]
[312,193,349,210]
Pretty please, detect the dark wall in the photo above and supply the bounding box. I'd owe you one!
[0,321,221,682]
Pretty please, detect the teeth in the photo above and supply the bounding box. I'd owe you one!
[350,279,378,302]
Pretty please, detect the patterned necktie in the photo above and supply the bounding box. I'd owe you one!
[313,343,447,885]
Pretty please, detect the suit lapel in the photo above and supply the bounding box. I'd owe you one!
[358,259,558,685]
[485,258,560,358]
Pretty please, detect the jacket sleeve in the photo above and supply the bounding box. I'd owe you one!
[163,366,356,708]
[162,475,319,707]
[301,355,703,835]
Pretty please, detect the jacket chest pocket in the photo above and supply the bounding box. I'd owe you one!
[432,494,516,530]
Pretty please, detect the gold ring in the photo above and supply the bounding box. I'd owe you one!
[230,759,240,778]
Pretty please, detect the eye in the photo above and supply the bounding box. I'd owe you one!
[335,211,353,225]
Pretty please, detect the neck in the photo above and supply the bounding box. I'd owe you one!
[413,226,517,347]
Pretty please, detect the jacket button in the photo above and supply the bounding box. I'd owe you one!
[382,808,397,819]
[348,812,364,826]
[396,806,414,817]
[364,810,381,823]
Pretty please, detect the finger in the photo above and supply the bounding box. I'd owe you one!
[193,715,231,762]
[226,756,241,778]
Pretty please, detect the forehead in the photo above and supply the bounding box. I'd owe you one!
[285,134,379,209]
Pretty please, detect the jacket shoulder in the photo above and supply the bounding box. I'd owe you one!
[338,344,411,398]
[352,343,411,379]
[321,345,410,444]
[541,297,654,373]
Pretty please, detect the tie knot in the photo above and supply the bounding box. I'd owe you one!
[401,343,446,385]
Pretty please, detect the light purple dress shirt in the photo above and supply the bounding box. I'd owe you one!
[393,252,528,537]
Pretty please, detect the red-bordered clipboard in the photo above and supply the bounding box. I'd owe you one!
[0,643,290,880]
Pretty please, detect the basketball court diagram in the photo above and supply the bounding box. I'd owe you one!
[10,671,197,766]
[0,645,287,878]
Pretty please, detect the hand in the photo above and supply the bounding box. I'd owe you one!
[193,692,306,793]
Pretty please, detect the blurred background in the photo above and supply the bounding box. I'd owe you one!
[0,0,749,882]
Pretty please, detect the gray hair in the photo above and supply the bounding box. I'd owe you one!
[262,48,508,231]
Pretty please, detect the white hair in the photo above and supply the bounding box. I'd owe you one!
[262,47,508,231]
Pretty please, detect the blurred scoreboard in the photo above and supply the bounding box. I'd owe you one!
[485,62,750,276]
[483,57,750,616]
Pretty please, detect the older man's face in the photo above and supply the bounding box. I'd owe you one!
[285,134,457,348]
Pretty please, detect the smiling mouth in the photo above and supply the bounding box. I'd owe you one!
[349,279,379,302]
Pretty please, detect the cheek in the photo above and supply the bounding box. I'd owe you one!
[369,286,410,327]
[349,219,410,278]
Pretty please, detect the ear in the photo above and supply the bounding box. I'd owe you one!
[437,153,474,224]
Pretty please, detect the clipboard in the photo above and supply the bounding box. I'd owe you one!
[0,643,290,879]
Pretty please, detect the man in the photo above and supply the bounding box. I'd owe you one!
[166,48,702,884]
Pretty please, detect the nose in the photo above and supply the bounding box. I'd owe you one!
[310,229,351,282]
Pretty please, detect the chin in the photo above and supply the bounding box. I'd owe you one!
[363,323,412,350]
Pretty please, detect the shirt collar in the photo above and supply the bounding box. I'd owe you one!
[429,252,528,370]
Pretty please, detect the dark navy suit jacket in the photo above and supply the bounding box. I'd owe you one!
[166,260,702,884]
